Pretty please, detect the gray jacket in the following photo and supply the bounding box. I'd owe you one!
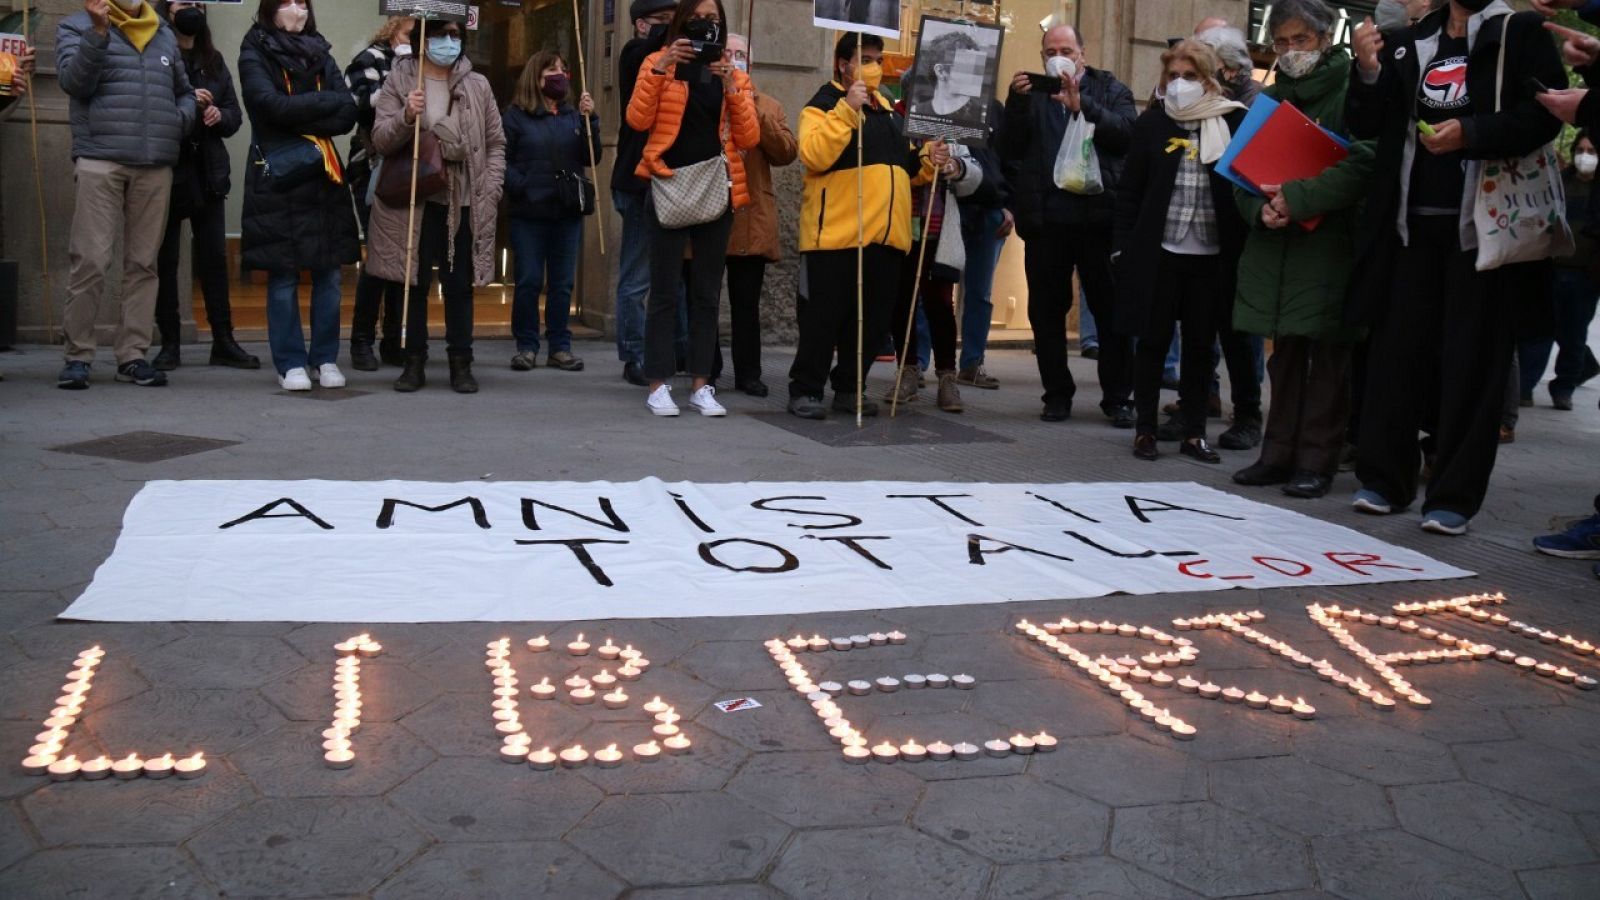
[56,12,196,166]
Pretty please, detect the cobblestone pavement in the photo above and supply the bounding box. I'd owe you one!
[0,339,1597,899]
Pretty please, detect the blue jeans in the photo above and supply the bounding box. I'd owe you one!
[959,206,1005,370]
[510,216,582,354]
[1520,267,1600,397]
[1079,290,1100,349]
[612,190,651,366]
[266,267,341,376]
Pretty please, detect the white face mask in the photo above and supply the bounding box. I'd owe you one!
[1044,55,1076,81]
[393,43,412,58]
[1165,77,1204,111]
[1373,0,1412,32]
[111,0,142,11]
[1577,152,1598,176]
[275,2,309,34]
[1276,48,1323,80]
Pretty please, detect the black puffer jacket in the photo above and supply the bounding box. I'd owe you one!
[1001,68,1136,237]
[237,24,359,273]
[171,49,242,218]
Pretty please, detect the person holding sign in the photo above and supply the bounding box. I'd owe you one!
[626,0,759,418]
[54,0,197,390]
[1229,0,1375,500]
[1344,2,1564,536]
[367,15,505,394]
[1113,40,1246,464]
[151,1,257,373]
[237,0,359,392]
[0,36,33,119]
[503,48,601,375]
[787,33,946,420]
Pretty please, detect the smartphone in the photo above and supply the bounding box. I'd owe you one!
[1026,72,1060,93]
[691,40,724,66]
[1525,76,1550,95]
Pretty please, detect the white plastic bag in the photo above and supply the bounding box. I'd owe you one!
[1053,113,1103,195]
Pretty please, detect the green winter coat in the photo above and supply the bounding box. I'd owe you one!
[1234,49,1374,341]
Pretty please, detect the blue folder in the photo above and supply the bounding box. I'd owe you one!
[1216,95,1278,197]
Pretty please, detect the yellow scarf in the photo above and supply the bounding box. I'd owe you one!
[106,1,161,54]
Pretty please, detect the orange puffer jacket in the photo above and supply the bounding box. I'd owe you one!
[625,50,761,209]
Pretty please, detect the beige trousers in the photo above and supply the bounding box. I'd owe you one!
[62,158,173,365]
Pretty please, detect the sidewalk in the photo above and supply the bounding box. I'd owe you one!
[0,339,1596,898]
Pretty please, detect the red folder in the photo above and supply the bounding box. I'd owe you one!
[1230,101,1349,232]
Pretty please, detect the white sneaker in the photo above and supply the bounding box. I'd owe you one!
[647,384,680,417]
[690,384,727,417]
[279,367,312,391]
[316,363,346,389]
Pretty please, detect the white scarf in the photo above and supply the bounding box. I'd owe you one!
[1163,92,1245,164]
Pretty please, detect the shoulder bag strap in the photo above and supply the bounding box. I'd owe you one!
[1493,15,1509,115]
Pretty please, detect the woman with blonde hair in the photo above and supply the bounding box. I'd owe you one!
[1113,40,1247,462]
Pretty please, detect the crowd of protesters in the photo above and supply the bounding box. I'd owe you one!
[17,0,1600,568]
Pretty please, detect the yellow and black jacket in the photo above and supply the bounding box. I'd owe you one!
[798,81,935,254]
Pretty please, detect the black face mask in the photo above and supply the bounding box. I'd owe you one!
[645,22,669,50]
[173,7,205,37]
[1454,0,1492,12]
[682,17,721,44]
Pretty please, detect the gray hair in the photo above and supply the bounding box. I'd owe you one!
[1193,25,1251,72]
[1268,0,1336,38]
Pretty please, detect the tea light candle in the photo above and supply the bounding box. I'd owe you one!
[1575,675,1597,690]
[830,637,853,652]
[1268,695,1293,714]
[868,632,889,645]
[1170,721,1197,740]
[501,741,532,763]
[564,674,591,690]
[1008,734,1036,754]
[1291,698,1316,720]
[569,688,596,706]
[496,718,525,735]
[592,669,618,689]
[875,677,901,693]
[47,756,80,781]
[655,710,681,726]
[1177,676,1200,693]
[567,634,591,656]
[112,753,145,779]
[530,678,556,700]
[633,740,662,762]
[144,753,176,779]
[493,707,521,723]
[597,639,621,660]
[952,674,976,690]
[1244,691,1269,709]
[663,734,692,755]
[1221,687,1245,704]
[818,681,844,696]
[953,742,981,761]
[79,756,112,780]
[1031,732,1057,752]
[358,641,383,658]
[643,696,670,715]
[1407,694,1432,709]
[617,665,642,682]
[335,639,361,657]
[903,674,927,690]
[1198,682,1221,699]
[983,739,1012,758]
[786,634,808,651]
[887,630,908,644]
[926,741,954,761]
[871,741,900,763]
[629,658,652,672]
[843,746,871,764]
[847,680,872,696]
[808,635,830,653]
[528,747,558,770]
[526,635,551,652]
[559,745,589,768]
[324,748,355,769]
[926,673,950,689]
[1372,695,1396,711]
[899,739,927,762]
[653,722,680,737]
[594,744,624,768]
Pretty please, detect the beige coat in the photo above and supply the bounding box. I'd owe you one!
[726,90,797,262]
[367,55,505,285]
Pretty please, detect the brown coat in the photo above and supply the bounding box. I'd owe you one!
[727,90,797,261]
[366,55,506,285]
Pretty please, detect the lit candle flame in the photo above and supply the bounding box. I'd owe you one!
[576,633,585,642]
[604,744,617,753]
[61,754,77,764]
[538,677,550,687]
[156,753,174,764]
[121,753,140,764]
[187,752,204,764]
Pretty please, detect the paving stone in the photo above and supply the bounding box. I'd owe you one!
[1312,829,1522,899]
[88,688,286,756]
[918,632,1073,682]
[0,656,149,720]
[727,750,923,828]
[132,634,306,690]
[282,623,457,666]
[627,885,782,900]
[691,689,840,754]
[1455,739,1600,814]
[388,756,602,841]
[23,764,256,845]
[987,858,1200,900]
[965,676,1126,738]
[1031,735,1208,807]
[566,792,788,886]
[1292,715,1462,786]
[372,842,623,900]
[1503,705,1600,762]
[1153,698,1295,762]
[1110,802,1313,896]
[1518,862,1600,900]
[768,825,989,900]
[572,720,748,794]
[0,847,217,900]
[260,661,444,723]
[1210,756,1395,836]
[914,775,1110,863]
[0,721,51,800]
[1424,665,1573,709]
[230,723,437,799]
[1391,781,1595,870]
[672,641,789,691]
[8,622,187,662]
[0,802,35,873]
[398,691,582,758]
[1405,699,1519,745]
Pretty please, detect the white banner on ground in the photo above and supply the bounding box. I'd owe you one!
[62,479,1472,623]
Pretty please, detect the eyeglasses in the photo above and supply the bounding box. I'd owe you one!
[1271,33,1318,52]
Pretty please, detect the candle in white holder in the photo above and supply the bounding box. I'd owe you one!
[597,639,621,660]
[559,745,589,768]
[983,739,1012,758]
[111,753,145,779]
[530,678,557,700]
[1291,698,1316,720]
[808,635,829,653]
[899,739,927,762]
[663,734,692,755]
[594,744,624,768]
[603,689,629,709]
[592,669,618,689]
[1008,734,1036,755]
[569,688,596,706]
[1268,695,1293,714]
[143,753,176,779]
[847,680,872,696]
[633,740,662,762]
[567,633,591,656]
[903,674,927,690]
[842,745,871,764]
[925,674,950,689]
[875,677,901,693]
[528,747,558,770]
[952,674,976,690]
[952,742,981,761]
[871,741,900,763]
[1244,691,1269,709]
[1221,687,1245,704]
[643,696,670,715]
[617,665,642,681]
[925,740,953,761]
[652,722,680,737]
[79,756,112,780]
[526,635,551,652]
[47,756,80,781]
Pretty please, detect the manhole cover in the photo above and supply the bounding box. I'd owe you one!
[279,388,372,401]
[750,411,1014,447]
[49,431,240,463]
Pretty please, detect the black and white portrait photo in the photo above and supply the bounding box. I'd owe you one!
[904,16,1003,147]
[813,0,901,41]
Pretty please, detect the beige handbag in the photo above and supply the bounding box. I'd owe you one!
[650,154,731,229]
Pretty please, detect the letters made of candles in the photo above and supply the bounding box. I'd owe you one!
[20,592,1597,782]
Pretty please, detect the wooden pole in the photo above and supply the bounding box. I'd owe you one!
[22,4,51,344]
[889,165,940,418]
[570,0,605,254]
[854,31,865,428]
[398,16,428,354]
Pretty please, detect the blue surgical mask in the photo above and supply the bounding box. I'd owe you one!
[426,35,462,67]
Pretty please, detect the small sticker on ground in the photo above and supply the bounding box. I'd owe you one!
[715,697,762,713]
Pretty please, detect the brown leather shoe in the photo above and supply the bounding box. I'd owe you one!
[936,370,964,413]
[1133,434,1159,461]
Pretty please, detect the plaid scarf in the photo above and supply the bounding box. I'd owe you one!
[1163,122,1216,248]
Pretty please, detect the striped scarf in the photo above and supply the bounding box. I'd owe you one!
[1163,123,1216,248]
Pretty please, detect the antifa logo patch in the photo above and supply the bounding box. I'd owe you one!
[1420,58,1469,110]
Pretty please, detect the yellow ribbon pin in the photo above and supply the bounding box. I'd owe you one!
[1165,137,1198,160]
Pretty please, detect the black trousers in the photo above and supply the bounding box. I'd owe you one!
[155,193,232,342]
[1135,251,1221,438]
[893,240,959,372]
[404,204,475,355]
[1022,224,1132,411]
[724,255,766,385]
[645,210,732,381]
[1356,215,1515,518]
[789,245,902,399]
[1218,328,1263,416]
[350,190,403,346]
[1260,336,1354,476]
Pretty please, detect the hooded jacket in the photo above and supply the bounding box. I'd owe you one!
[56,9,196,166]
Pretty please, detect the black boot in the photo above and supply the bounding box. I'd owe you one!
[379,336,406,368]
[350,340,379,372]
[449,350,479,394]
[394,351,427,392]
[208,330,261,369]
[152,343,181,371]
